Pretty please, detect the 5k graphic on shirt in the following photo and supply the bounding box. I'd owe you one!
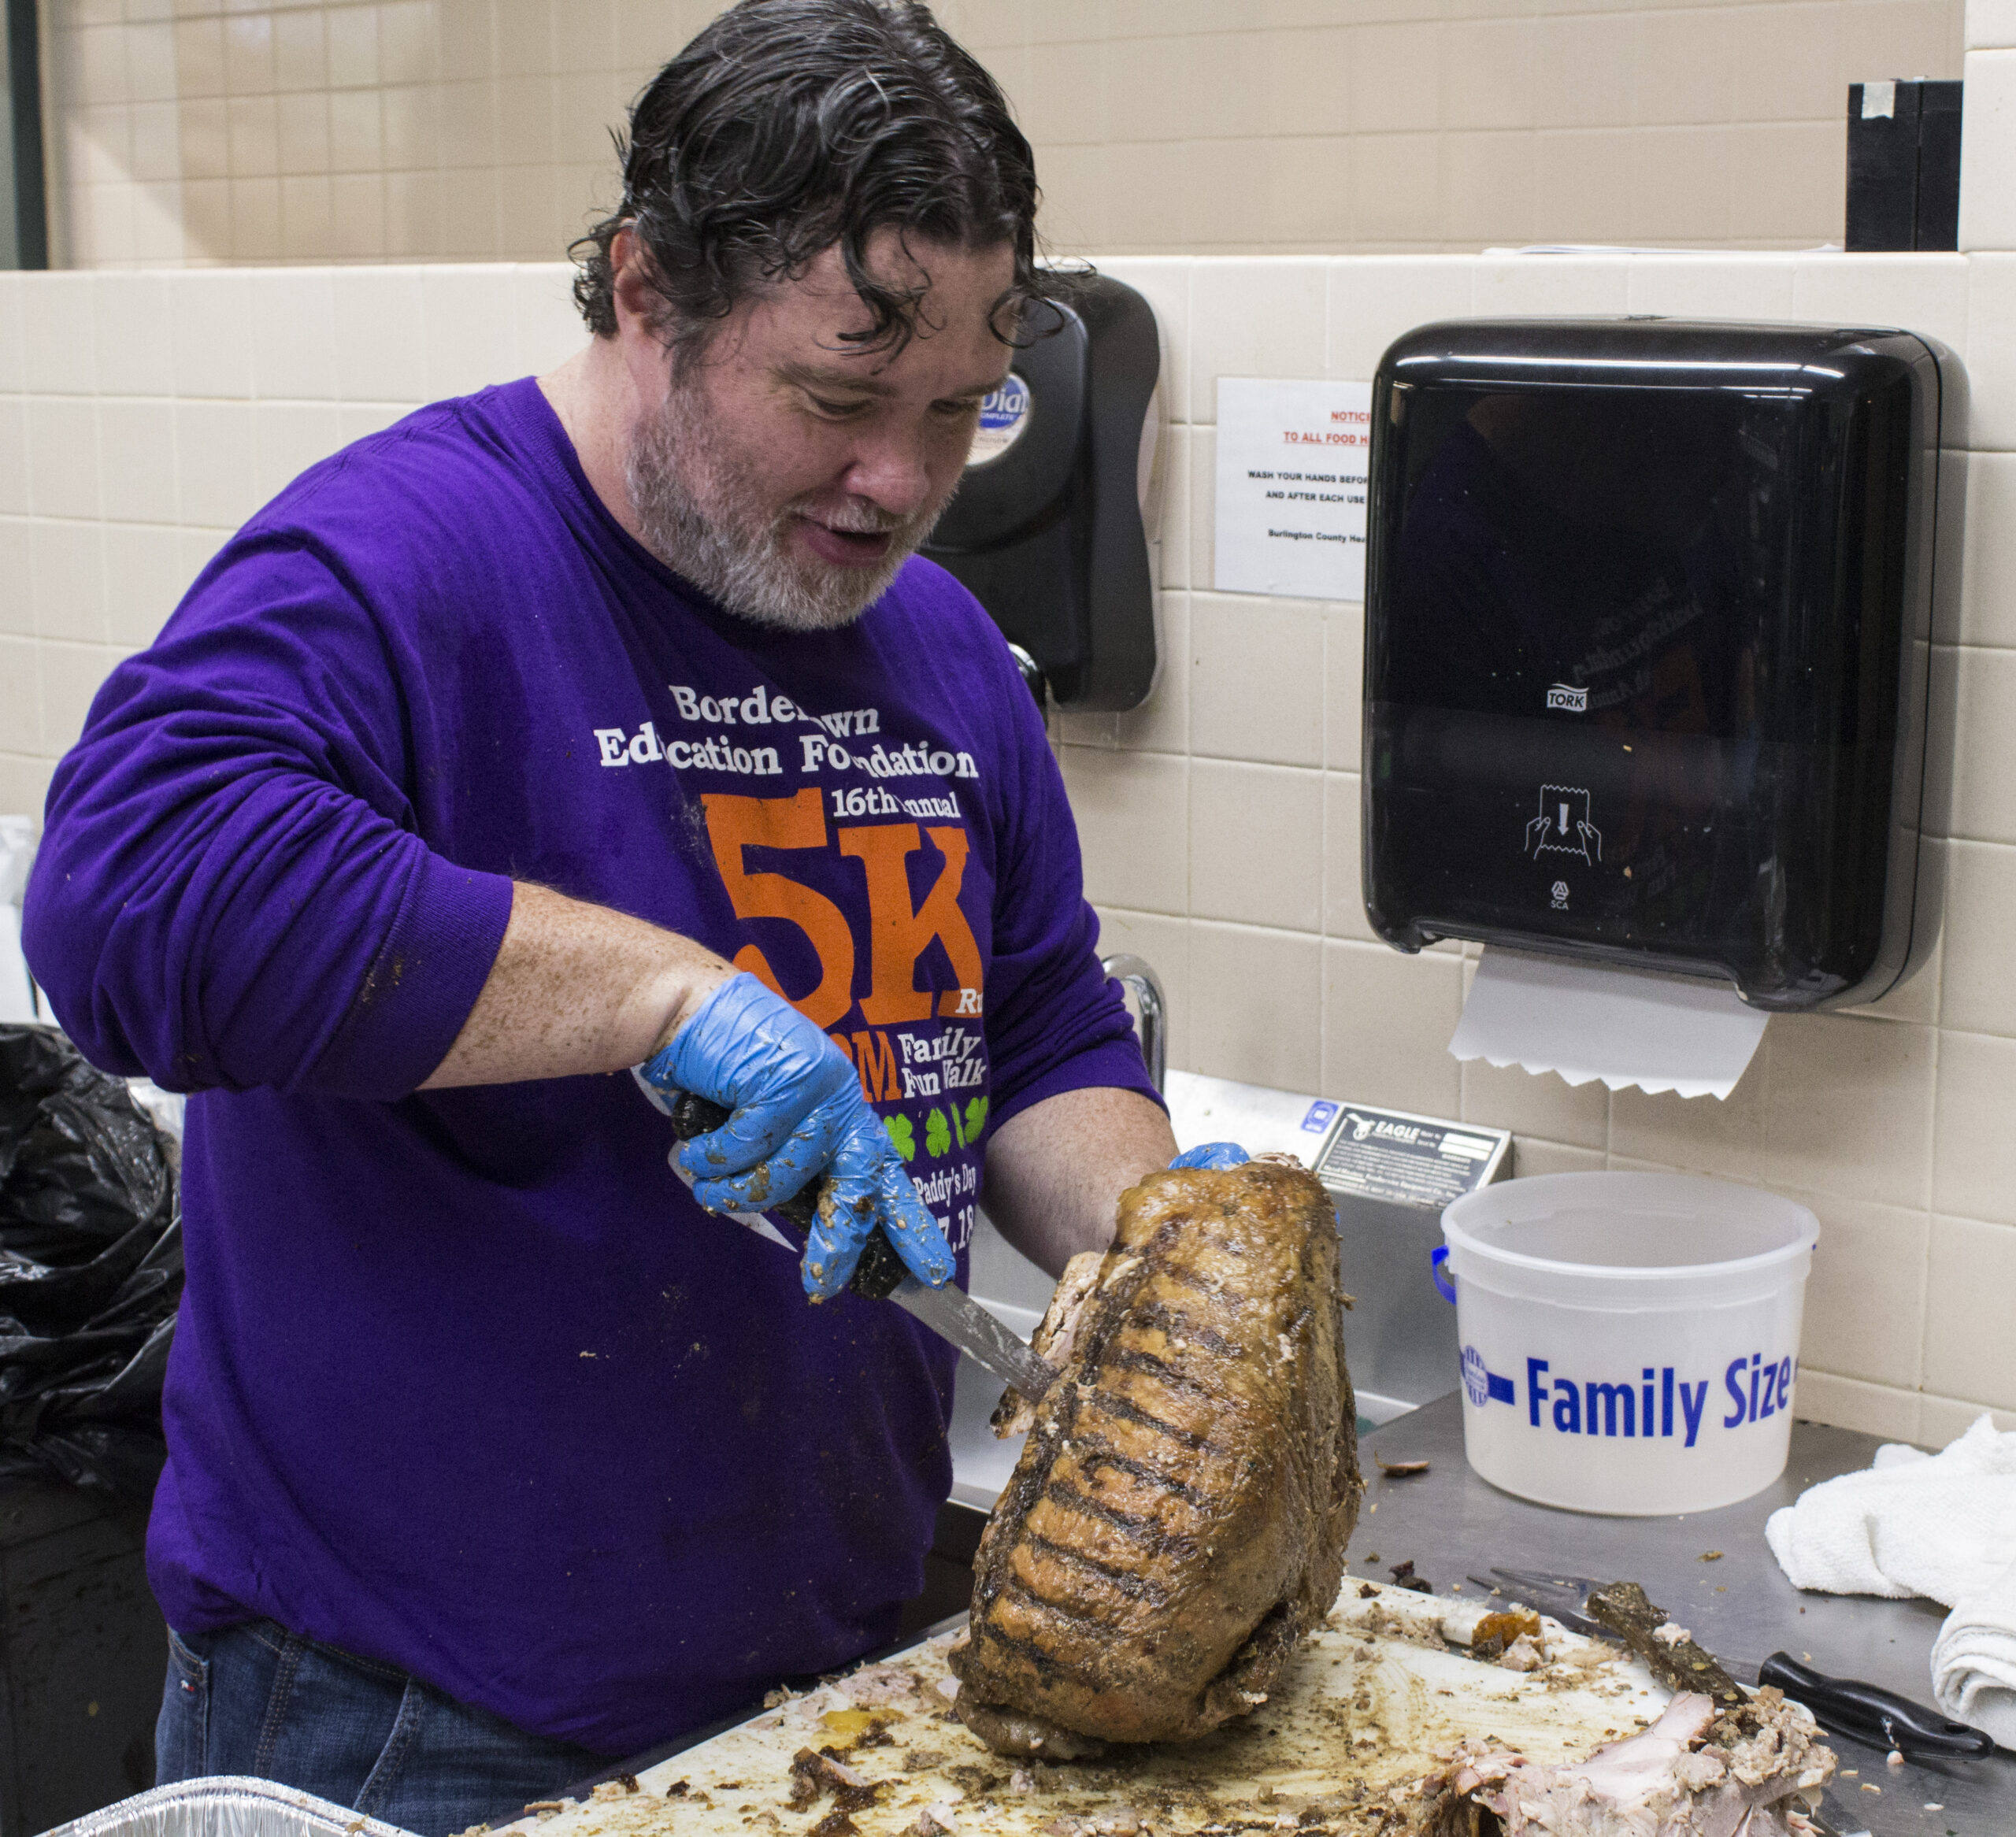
[593,679,996,1254]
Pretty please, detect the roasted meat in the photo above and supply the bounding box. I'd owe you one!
[1414,1688,1836,1837]
[951,1159,1360,1753]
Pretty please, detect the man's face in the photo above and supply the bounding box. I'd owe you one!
[618,229,1017,631]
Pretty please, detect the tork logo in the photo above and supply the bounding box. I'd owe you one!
[1546,682,1588,712]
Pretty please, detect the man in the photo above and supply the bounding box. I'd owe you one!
[23,2,1191,1826]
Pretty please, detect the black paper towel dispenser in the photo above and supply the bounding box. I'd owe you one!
[922,272,1159,710]
[1362,318,1950,1011]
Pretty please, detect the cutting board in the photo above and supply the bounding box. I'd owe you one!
[484,1584,1669,1837]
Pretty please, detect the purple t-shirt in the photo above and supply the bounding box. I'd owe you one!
[23,378,1153,1755]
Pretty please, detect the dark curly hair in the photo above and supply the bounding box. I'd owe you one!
[571,0,1048,356]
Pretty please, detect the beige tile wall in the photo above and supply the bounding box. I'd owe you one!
[3,242,2014,1443]
[41,0,1964,269]
[0,261,586,813]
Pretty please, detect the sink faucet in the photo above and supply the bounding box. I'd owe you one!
[1099,953,1166,1093]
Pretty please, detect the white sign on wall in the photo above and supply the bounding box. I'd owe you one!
[1213,377,1374,602]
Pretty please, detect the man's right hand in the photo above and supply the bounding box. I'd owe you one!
[637,973,954,1300]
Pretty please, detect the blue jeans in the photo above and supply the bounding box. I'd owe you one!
[158,1620,608,1835]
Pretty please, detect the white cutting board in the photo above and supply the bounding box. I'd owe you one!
[485,1585,1667,1837]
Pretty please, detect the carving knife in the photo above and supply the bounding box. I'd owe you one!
[650,1087,1061,1404]
[1476,1568,1997,1758]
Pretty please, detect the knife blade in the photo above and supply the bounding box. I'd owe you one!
[648,1085,1061,1402]
[883,1272,1061,1402]
[1473,1568,1768,1680]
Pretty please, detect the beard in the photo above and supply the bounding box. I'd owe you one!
[624,372,952,633]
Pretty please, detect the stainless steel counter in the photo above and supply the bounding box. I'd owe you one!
[1356,1394,2008,1836]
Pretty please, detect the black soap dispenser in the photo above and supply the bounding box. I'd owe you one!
[921,272,1162,711]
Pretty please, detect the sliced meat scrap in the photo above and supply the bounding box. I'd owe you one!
[951,1159,1361,1752]
[1414,1687,1836,1836]
[991,1249,1105,1439]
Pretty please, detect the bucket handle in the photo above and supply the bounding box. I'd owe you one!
[1430,1245,1456,1305]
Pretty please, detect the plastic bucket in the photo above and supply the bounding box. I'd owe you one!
[1437,1172,1817,1516]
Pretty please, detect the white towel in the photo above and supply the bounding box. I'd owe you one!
[1932,1553,2016,1746]
[1766,1413,2016,1741]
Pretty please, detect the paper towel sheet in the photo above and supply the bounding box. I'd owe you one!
[1449,946,1767,1100]
[0,817,37,1025]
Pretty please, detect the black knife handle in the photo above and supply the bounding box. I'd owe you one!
[846,1226,909,1301]
[1759,1652,1996,1757]
[662,1092,907,1302]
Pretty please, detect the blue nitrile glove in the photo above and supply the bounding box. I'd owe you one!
[637,972,954,1299]
[1170,1143,1250,1170]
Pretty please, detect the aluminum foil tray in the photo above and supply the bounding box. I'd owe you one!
[40,1778,417,1837]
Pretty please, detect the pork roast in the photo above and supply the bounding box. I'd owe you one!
[951,1158,1360,1754]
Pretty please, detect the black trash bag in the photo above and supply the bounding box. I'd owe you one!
[0,1024,182,1501]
